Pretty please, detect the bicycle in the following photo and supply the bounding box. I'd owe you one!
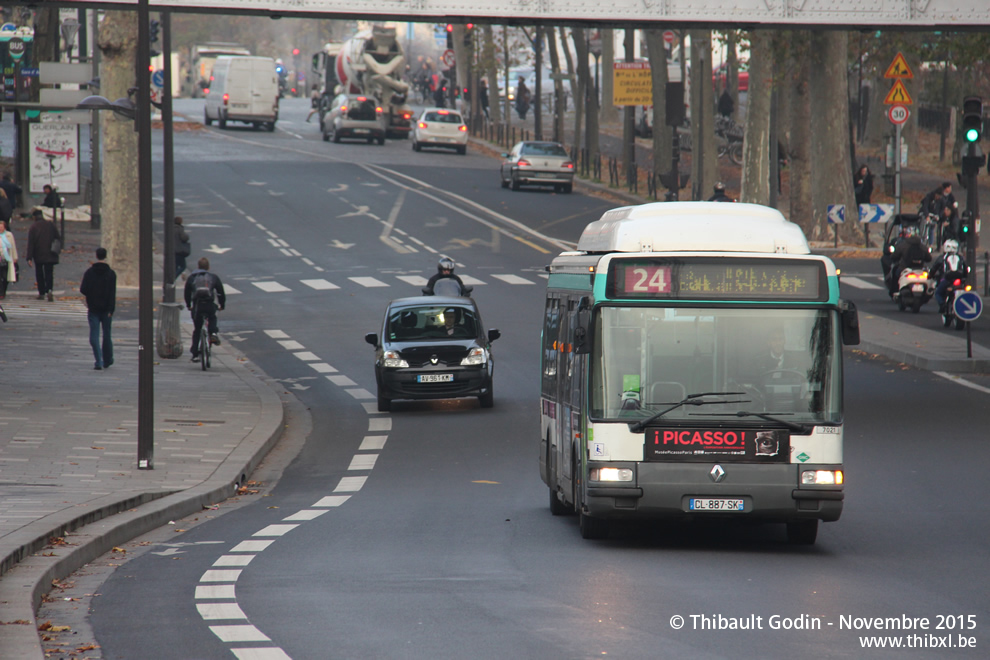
[193,303,220,370]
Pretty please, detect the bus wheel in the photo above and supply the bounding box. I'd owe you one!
[786,520,818,545]
[579,511,609,540]
[549,487,569,516]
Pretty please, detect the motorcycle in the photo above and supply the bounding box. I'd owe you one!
[892,266,934,313]
[939,275,971,331]
[422,277,473,297]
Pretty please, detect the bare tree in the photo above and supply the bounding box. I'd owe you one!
[810,31,858,243]
[689,30,717,200]
[600,29,618,125]
[740,30,773,205]
[98,11,140,288]
[788,31,814,235]
[644,29,672,186]
[560,28,582,154]
[482,26,501,124]
[573,28,600,167]
[546,27,566,142]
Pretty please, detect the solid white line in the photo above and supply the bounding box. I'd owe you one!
[210,625,271,643]
[252,524,299,537]
[933,371,990,395]
[195,584,236,599]
[197,602,248,620]
[213,555,255,567]
[282,509,328,521]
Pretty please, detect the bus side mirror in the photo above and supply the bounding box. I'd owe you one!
[573,297,593,354]
[839,299,860,346]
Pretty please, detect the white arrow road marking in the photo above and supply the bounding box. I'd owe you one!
[246,181,267,186]
[150,547,185,556]
[330,239,354,249]
[327,183,348,192]
[204,244,232,254]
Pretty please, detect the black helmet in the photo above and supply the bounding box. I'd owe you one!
[714,182,726,193]
[437,257,455,274]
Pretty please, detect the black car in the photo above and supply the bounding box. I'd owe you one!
[365,296,500,411]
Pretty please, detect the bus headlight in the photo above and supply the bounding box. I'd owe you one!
[590,467,634,482]
[802,470,843,485]
[383,350,408,368]
[460,347,487,366]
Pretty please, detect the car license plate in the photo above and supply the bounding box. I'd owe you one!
[417,373,453,383]
[690,498,744,511]
[911,284,924,292]
[354,129,369,134]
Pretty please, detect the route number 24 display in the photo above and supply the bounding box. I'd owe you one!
[624,266,672,293]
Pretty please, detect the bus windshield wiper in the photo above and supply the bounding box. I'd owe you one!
[628,392,746,433]
[710,410,813,434]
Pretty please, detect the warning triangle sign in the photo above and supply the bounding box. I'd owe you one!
[884,53,914,79]
[884,80,913,105]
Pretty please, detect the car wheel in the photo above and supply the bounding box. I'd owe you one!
[563,183,573,194]
[218,113,227,129]
[331,125,341,143]
[377,389,391,412]
[322,130,330,142]
[412,140,421,152]
[786,520,818,545]
[479,386,494,409]
[266,122,276,132]
[511,175,520,191]
[549,486,569,516]
[457,145,466,155]
[579,511,609,540]
[204,109,213,126]
[377,136,385,145]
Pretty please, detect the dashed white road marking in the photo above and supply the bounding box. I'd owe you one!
[229,540,274,553]
[396,275,429,286]
[301,278,340,290]
[282,509,328,521]
[841,276,884,289]
[313,495,351,507]
[232,648,293,660]
[252,524,299,537]
[293,351,320,361]
[213,554,255,567]
[264,329,289,339]
[369,418,392,432]
[360,436,388,451]
[210,625,271,643]
[459,274,486,286]
[348,454,379,470]
[309,362,338,373]
[335,476,368,492]
[327,374,357,387]
[491,273,536,285]
[197,602,248,620]
[277,340,305,350]
[348,276,389,287]
[195,584,236,599]
[201,569,242,582]
[252,281,291,292]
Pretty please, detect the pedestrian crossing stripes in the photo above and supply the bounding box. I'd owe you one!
[228,273,535,295]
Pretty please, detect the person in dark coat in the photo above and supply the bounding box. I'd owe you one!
[174,216,191,281]
[0,173,22,211]
[515,77,531,119]
[479,78,490,120]
[708,182,734,202]
[25,208,60,301]
[184,257,227,362]
[717,90,735,118]
[79,247,117,370]
[42,184,61,210]
[0,189,12,227]
[854,165,874,206]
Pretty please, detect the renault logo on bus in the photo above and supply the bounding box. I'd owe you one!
[710,465,726,482]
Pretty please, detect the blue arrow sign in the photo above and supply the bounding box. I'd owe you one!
[953,291,983,322]
[858,203,894,223]
[151,69,165,88]
[827,204,845,224]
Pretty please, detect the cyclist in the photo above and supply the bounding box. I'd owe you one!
[183,257,226,363]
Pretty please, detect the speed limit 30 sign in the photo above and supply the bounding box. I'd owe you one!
[887,104,910,125]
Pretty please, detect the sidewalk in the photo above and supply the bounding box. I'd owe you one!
[1,200,989,659]
[0,220,285,658]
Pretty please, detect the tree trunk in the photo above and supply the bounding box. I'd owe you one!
[600,29,618,125]
[740,30,773,205]
[546,28,566,143]
[689,30,717,201]
[726,31,739,120]
[644,29,672,186]
[788,31,814,236]
[561,28,582,155]
[810,31,858,243]
[573,28,599,163]
[99,11,140,288]
[482,26,501,124]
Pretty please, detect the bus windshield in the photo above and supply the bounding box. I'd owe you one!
[590,306,842,424]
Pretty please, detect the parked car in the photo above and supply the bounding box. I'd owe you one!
[321,93,386,145]
[411,107,468,154]
[365,296,500,411]
[499,141,575,193]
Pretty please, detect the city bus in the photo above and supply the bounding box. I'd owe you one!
[539,202,860,544]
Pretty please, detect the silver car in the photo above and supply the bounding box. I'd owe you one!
[321,93,386,145]
[499,141,575,193]
[411,107,468,154]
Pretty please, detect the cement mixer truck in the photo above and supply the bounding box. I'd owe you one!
[312,26,413,139]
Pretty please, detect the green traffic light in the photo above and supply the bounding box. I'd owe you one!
[966,127,981,142]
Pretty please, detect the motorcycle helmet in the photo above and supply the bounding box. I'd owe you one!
[713,182,726,193]
[942,239,959,254]
[437,257,455,274]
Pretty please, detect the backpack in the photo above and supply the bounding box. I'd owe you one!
[192,272,214,303]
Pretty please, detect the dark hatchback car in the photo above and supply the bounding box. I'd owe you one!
[365,296,500,411]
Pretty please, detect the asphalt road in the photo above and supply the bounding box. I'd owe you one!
[42,98,990,660]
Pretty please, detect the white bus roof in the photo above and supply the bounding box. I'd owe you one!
[576,202,810,255]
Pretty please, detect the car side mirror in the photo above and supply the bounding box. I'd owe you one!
[364,333,379,348]
[839,299,860,346]
[488,329,500,342]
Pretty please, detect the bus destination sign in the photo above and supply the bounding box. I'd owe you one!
[609,258,826,301]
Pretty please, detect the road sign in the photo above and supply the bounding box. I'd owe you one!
[859,203,894,223]
[884,52,914,79]
[827,204,845,224]
[887,104,909,125]
[954,291,983,322]
[151,69,165,88]
[663,30,676,45]
[440,48,455,68]
[883,80,913,105]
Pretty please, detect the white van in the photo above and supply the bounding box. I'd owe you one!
[204,56,279,131]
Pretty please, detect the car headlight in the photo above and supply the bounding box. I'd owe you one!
[383,350,408,368]
[460,347,487,366]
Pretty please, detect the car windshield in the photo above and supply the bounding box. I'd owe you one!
[521,143,568,157]
[424,111,462,123]
[388,305,478,341]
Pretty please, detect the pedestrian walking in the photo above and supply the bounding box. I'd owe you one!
[79,247,116,370]
[479,78,490,121]
[305,86,321,123]
[854,165,874,206]
[0,189,12,228]
[0,218,17,299]
[25,208,60,301]
[515,77,531,120]
[0,172,22,212]
[174,216,191,281]
[717,89,735,118]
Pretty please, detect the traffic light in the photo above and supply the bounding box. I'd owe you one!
[292,48,300,57]
[149,19,160,57]
[446,24,453,49]
[962,96,983,142]
[464,23,474,48]
[960,210,973,239]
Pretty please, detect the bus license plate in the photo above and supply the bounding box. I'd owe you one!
[418,373,453,383]
[690,498,744,511]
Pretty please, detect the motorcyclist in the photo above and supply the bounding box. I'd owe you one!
[930,239,968,310]
[887,226,932,295]
[425,257,465,295]
[708,182,734,202]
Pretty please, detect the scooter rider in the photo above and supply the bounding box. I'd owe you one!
[425,256,466,295]
[888,226,931,296]
[930,239,968,310]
